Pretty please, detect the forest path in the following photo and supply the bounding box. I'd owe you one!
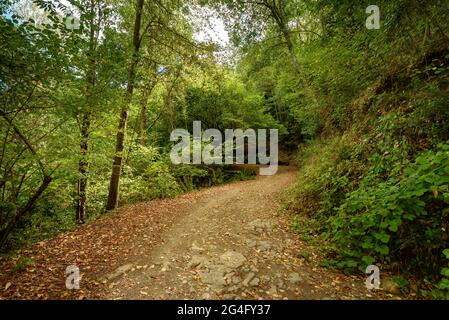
[102,166,380,300]
[0,166,386,300]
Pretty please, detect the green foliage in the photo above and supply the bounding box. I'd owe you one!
[330,140,449,273]
[181,74,285,134]
[171,163,210,191]
[2,0,448,300]
[290,133,449,290]
[434,249,449,299]
[288,134,366,219]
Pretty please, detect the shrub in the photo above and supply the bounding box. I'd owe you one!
[330,142,449,278]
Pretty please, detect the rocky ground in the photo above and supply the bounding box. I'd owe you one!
[103,166,387,300]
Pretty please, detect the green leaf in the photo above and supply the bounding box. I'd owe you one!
[388,219,401,232]
[443,249,449,259]
[376,245,389,255]
[441,268,449,277]
[439,279,449,290]
[362,255,375,266]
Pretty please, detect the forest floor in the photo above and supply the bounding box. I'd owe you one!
[0,166,393,300]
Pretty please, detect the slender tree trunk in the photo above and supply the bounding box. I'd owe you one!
[106,0,145,210]
[0,175,52,246]
[278,23,319,106]
[77,113,90,223]
[165,91,174,132]
[77,0,97,223]
[265,0,319,106]
[139,102,147,146]
[0,112,52,245]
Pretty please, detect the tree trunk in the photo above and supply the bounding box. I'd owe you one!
[278,22,319,106]
[77,113,90,224]
[0,171,52,246]
[76,0,96,223]
[139,102,147,146]
[106,0,145,210]
[0,111,53,245]
[265,0,319,106]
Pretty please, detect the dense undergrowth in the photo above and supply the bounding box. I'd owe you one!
[281,9,449,298]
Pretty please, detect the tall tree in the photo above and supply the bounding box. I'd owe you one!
[76,0,98,223]
[106,0,145,210]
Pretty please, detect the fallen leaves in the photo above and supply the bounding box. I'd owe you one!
[0,191,208,300]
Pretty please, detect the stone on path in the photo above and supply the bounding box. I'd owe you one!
[105,263,134,281]
[288,272,303,285]
[199,270,227,291]
[188,255,209,268]
[219,251,246,269]
[242,272,255,286]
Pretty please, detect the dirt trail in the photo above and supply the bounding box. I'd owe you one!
[0,166,386,300]
[103,166,380,300]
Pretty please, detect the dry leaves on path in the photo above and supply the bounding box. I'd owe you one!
[0,190,211,300]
